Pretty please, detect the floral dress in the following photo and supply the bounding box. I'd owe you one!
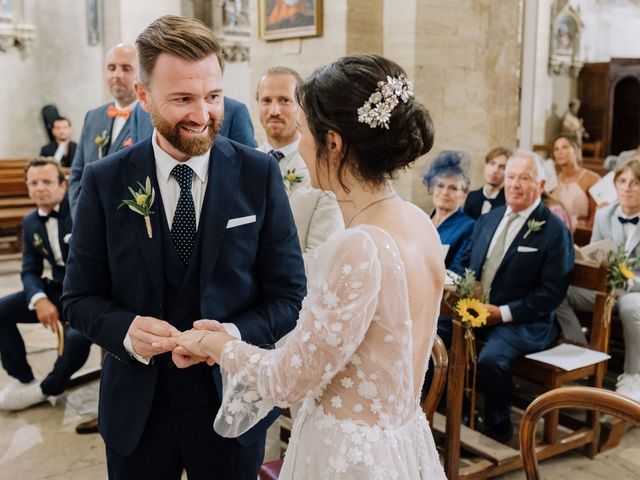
[214,225,446,479]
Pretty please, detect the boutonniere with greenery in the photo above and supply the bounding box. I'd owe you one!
[523,219,546,239]
[283,168,304,190]
[95,130,110,159]
[118,177,155,238]
[444,268,489,430]
[33,232,43,248]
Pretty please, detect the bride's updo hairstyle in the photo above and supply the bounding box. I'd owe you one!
[297,54,435,190]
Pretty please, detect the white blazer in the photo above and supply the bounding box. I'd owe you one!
[258,144,344,270]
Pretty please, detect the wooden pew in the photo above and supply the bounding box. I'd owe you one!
[436,260,612,479]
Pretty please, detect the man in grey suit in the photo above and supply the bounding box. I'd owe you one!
[556,158,640,401]
[69,44,148,212]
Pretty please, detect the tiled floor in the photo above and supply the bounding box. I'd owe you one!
[0,257,638,479]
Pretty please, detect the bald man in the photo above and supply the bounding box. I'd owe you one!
[69,44,152,212]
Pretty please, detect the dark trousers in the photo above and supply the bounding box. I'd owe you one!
[106,386,265,480]
[424,315,557,429]
[0,285,92,396]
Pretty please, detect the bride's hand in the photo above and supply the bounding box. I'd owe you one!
[173,328,235,362]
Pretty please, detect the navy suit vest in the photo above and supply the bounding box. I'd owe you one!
[156,208,218,412]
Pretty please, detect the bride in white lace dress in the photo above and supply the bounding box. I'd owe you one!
[173,54,447,479]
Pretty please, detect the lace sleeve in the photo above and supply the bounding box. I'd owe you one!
[214,231,381,438]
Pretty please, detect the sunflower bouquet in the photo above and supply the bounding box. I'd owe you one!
[603,245,639,326]
[447,268,489,429]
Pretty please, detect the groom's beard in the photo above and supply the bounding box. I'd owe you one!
[150,104,223,157]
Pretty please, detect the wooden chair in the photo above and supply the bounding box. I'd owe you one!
[520,387,640,480]
[422,335,448,424]
[512,260,609,454]
[436,260,611,479]
[573,226,592,247]
[258,335,449,480]
[581,140,603,160]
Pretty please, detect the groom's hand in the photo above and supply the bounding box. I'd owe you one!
[127,316,180,357]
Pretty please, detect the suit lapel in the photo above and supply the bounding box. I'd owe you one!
[122,139,165,302]
[474,207,506,272]
[498,203,548,273]
[32,217,55,265]
[110,118,131,153]
[610,205,627,248]
[199,137,243,297]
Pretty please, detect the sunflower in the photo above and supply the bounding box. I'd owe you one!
[619,263,636,281]
[455,298,489,328]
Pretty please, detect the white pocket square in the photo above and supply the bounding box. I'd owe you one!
[226,215,256,229]
[63,233,72,244]
[517,246,538,253]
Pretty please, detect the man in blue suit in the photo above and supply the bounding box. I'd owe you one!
[452,150,574,442]
[69,44,152,213]
[62,15,305,480]
[0,159,92,411]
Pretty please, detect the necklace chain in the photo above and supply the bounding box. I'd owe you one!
[346,194,397,228]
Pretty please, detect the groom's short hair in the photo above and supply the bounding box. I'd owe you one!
[136,15,224,87]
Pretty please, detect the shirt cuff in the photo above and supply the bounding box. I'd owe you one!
[499,305,513,323]
[28,292,47,310]
[222,323,241,340]
[123,317,152,365]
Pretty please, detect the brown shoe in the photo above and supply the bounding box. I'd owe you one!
[75,416,99,434]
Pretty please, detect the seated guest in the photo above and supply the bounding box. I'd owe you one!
[531,154,573,231]
[556,159,640,401]
[551,135,600,230]
[0,158,92,411]
[464,146,511,219]
[423,150,475,273]
[40,117,77,167]
[443,150,574,442]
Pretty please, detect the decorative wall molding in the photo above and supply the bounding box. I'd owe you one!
[0,0,36,57]
[549,0,584,77]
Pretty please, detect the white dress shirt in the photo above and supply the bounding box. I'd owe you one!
[617,205,640,253]
[260,139,300,161]
[481,185,500,215]
[28,205,64,310]
[111,100,138,144]
[486,197,541,323]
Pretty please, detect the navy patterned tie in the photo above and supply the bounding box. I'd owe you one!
[267,149,285,162]
[170,164,196,264]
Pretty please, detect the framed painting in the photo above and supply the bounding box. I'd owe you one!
[259,0,322,41]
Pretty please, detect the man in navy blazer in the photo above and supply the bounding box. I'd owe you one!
[0,159,91,411]
[69,44,151,212]
[463,146,510,219]
[62,16,305,479]
[453,150,574,442]
[220,96,257,147]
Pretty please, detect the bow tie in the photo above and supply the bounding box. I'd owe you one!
[618,216,639,225]
[267,149,285,162]
[107,105,132,119]
[39,210,60,223]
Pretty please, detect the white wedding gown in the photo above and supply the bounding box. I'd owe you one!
[214,224,447,479]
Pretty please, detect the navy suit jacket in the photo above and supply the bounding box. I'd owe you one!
[69,102,153,212]
[62,135,305,455]
[219,97,257,148]
[459,202,574,341]
[39,142,77,168]
[464,187,506,219]
[22,197,72,300]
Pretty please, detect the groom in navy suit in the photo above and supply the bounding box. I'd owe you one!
[62,15,305,480]
[453,150,574,442]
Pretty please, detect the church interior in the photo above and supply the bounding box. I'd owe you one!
[1,0,640,478]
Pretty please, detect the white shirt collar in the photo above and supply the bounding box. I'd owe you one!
[37,204,60,217]
[504,197,541,219]
[482,185,500,199]
[615,204,640,220]
[152,130,210,184]
[114,99,138,110]
[264,139,300,159]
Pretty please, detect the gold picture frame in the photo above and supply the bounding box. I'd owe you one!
[259,0,323,41]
